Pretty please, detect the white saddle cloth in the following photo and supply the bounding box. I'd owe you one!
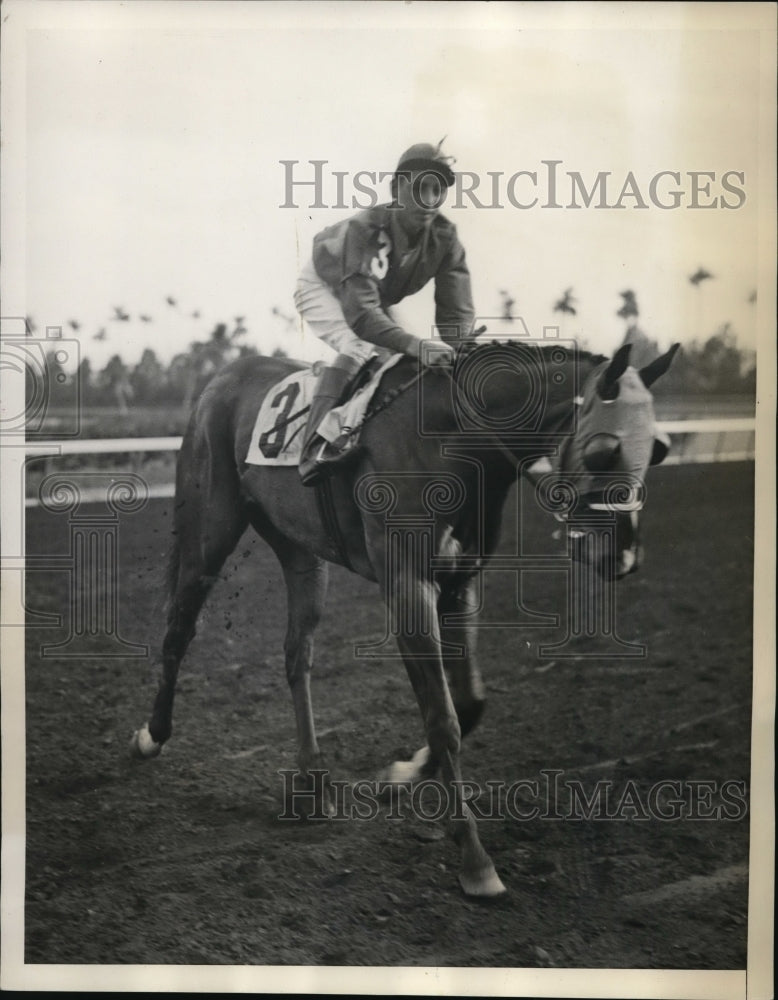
[245,355,403,466]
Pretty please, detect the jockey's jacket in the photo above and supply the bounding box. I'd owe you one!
[311,205,476,355]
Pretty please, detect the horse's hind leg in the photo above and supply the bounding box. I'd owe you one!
[132,445,248,758]
[261,530,332,816]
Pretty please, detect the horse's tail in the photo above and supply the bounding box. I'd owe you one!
[162,376,247,615]
[163,419,191,614]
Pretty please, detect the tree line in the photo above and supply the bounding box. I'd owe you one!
[29,280,756,415]
[28,320,288,414]
[504,282,757,397]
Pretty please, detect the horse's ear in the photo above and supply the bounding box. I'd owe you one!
[598,343,632,399]
[650,428,672,465]
[639,342,681,389]
[473,324,488,338]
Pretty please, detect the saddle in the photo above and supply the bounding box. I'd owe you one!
[244,354,403,467]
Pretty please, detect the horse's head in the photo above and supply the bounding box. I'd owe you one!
[437,335,678,580]
[555,341,679,580]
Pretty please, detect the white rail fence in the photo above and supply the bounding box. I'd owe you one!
[24,419,755,507]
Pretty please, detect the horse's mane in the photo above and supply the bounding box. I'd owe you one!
[453,337,607,367]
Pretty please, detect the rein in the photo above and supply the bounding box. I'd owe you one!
[357,366,428,427]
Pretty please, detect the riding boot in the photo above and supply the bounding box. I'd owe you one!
[299,355,363,486]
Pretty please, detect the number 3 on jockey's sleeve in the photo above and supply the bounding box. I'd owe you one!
[368,229,391,281]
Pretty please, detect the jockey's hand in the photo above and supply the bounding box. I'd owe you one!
[413,339,457,368]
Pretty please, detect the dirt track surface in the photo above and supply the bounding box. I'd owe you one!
[24,463,752,968]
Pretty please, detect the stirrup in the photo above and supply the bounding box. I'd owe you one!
[298,356,363,486]
[299,440,331,486]
[301,439,364,486]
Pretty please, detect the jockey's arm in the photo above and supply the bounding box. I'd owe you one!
[339,274,426,357]
[433,233,476,344]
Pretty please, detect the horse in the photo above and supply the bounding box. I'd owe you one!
[131,337,679,897]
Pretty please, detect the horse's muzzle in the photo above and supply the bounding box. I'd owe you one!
[580,484,646,514]
[568,509,642,581]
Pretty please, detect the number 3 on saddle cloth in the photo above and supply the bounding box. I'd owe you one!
[245,354,403,468]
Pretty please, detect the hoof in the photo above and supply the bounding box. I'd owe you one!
[459,865,507,898]
[315,781,337,819]
[130,723,162,759]
[377,746,432,790]
[283,770,337,819]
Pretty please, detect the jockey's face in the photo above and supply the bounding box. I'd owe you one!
[395,170,447,238]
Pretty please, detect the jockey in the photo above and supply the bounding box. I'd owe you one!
[295,140,476,484]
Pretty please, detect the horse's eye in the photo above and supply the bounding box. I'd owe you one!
[583,433,622,472]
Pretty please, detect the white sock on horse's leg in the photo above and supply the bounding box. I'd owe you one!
[130,722,162,758]
[381,745,431,785]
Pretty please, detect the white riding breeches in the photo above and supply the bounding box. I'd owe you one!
[294,259,387,365]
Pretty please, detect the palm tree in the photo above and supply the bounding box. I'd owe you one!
[616,289,638,322]
[167,352,193,406]
[76,358,94,406]
[131,348,166,405]
[616,290,658,368]
[553,288,577,317]
[200,323,238,375]
[551,288,577,339]
[271,306,295,331]
[41,348,72,408]
[688,267,714,338]
[102,355,133,413]
[498,289,516,323]
[271,305,298,353]
[689,267,714,287]
[172,322,247,411]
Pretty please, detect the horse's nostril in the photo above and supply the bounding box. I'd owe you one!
[582,434,621,472]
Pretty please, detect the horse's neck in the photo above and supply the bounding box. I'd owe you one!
[425,368,579,462]
[385,350,584,463]
[539,397,577,437]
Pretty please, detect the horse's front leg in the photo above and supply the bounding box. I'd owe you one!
[380,573,486,786]
[439,573,486,736]
[391,574,505,897]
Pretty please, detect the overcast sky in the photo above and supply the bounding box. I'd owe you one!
[5,1,775,368]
